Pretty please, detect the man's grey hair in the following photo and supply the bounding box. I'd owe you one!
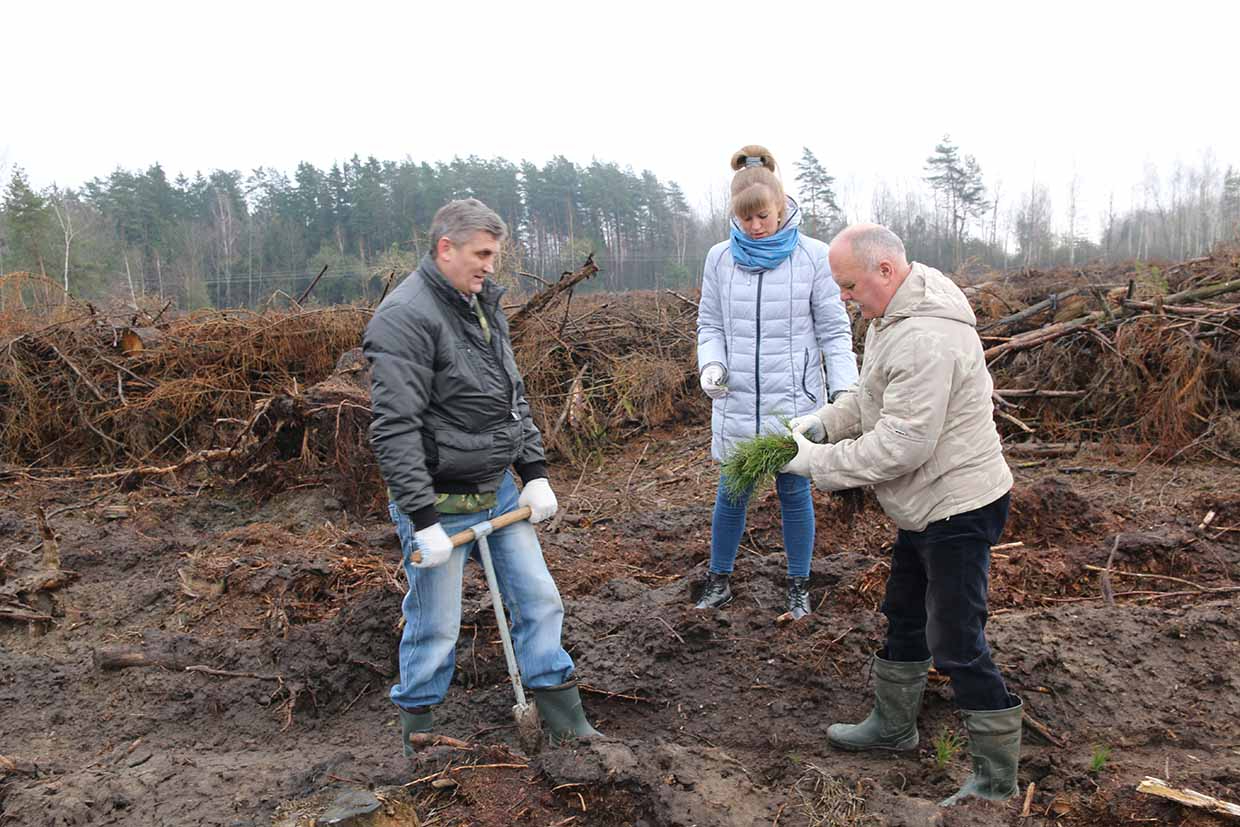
[839,224,907,270]
[430,198,508,256]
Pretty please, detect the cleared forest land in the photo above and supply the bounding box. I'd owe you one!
[2,251,1238,826]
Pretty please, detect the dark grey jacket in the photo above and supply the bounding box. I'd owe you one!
[363,256,547,530]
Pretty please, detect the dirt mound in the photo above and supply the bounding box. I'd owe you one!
[1007,479,1106,545]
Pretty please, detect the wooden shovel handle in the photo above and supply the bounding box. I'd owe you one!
[448,506,533,547]
[409,506,533,564]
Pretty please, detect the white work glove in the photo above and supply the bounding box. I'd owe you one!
[699,362,728,400]
[780,430,819,479]
[518,477,558,523]
[412,523,453,568]
[788,414,826,443]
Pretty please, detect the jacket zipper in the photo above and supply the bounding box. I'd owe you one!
[754,269,765,434]
[482,302,518,420]
[470,299,518,421]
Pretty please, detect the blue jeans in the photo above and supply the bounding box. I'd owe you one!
[881,493,1012,711]
[709,473,815,578]
[387,472,575,710]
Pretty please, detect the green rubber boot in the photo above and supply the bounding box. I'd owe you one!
[939,696,1023,807]
[532,681,602,746]
[828,655,932,751]
[399,706,433,757]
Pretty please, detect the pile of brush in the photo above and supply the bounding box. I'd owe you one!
[512,287,703,463]
[5,245,1236,509]
[968,246,1240,459]
[0,274,369,471]
[0,258,706,512]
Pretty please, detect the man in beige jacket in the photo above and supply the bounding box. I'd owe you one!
[781,224,1020,807]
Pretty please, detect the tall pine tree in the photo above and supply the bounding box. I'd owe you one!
[924,135,988,268]
[795,147,840,239]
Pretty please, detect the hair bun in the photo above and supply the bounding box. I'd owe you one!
[731,145,777,173]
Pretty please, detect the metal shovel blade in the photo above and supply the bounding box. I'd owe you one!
[513,700,542,754]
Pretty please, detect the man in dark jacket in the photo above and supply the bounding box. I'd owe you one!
[364,198,599,755]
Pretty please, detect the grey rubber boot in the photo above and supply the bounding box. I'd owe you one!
[828,655,932,751]
[532,680,602,746]
[399,707,433,757]
[939,696,1023,807]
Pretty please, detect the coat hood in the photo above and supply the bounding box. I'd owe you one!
[879,262,976,329]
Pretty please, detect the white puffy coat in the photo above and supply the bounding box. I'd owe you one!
[697,201,859,461]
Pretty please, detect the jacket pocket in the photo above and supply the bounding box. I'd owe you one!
[422,432,439,471]
[430,429,495,482]
[801,349,818,406]
[489,419,523,471]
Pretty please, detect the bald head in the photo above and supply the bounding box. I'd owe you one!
[831,224,909,271]
[828,224,913,320]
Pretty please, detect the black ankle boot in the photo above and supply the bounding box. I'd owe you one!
[785,576,811,620]
[694,571,732,609]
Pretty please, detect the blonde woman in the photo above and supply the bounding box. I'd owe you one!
[694,145,858,618]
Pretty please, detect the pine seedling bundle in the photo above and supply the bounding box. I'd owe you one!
[721,426,799,498]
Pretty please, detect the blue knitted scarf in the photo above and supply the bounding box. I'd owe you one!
[729,219,799,272]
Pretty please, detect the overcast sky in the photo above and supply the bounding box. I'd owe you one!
[5,1,1236,238]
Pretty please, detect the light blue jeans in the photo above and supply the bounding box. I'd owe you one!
[710,472,815,578]
[387,472,575,710]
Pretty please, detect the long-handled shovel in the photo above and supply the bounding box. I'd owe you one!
[433,506,543,752]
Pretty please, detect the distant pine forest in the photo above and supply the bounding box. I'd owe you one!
[2,138,1237,308]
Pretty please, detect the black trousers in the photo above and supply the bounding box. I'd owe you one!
[881,493,1013,711]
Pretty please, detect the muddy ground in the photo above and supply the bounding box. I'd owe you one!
[2,424,1239,827]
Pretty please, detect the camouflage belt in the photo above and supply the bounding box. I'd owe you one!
[435,491,498,514]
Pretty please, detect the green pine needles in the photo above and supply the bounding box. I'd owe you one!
[721,427,799,499]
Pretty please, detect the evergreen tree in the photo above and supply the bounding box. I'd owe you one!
[794,147,840,239]
[2,168,53,274]
[1223,166,1240,237]
[924,135,988,268]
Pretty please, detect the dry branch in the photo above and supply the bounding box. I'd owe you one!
[995,388,1088,399]
[1021,782,1036,818]
[979,286,1098,332]
[297,265,330,304]
[509,254,599,328]
[1003,443,1081,457]
[0,606,53,622]
[185,665,284,682]
[407,733,472,750]
[1136,776,1240,820]
[1022,710,1065,747]
[984,277,1240,362]
[93,646,175,671]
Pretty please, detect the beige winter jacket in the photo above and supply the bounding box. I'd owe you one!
[808,262,1012,531]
